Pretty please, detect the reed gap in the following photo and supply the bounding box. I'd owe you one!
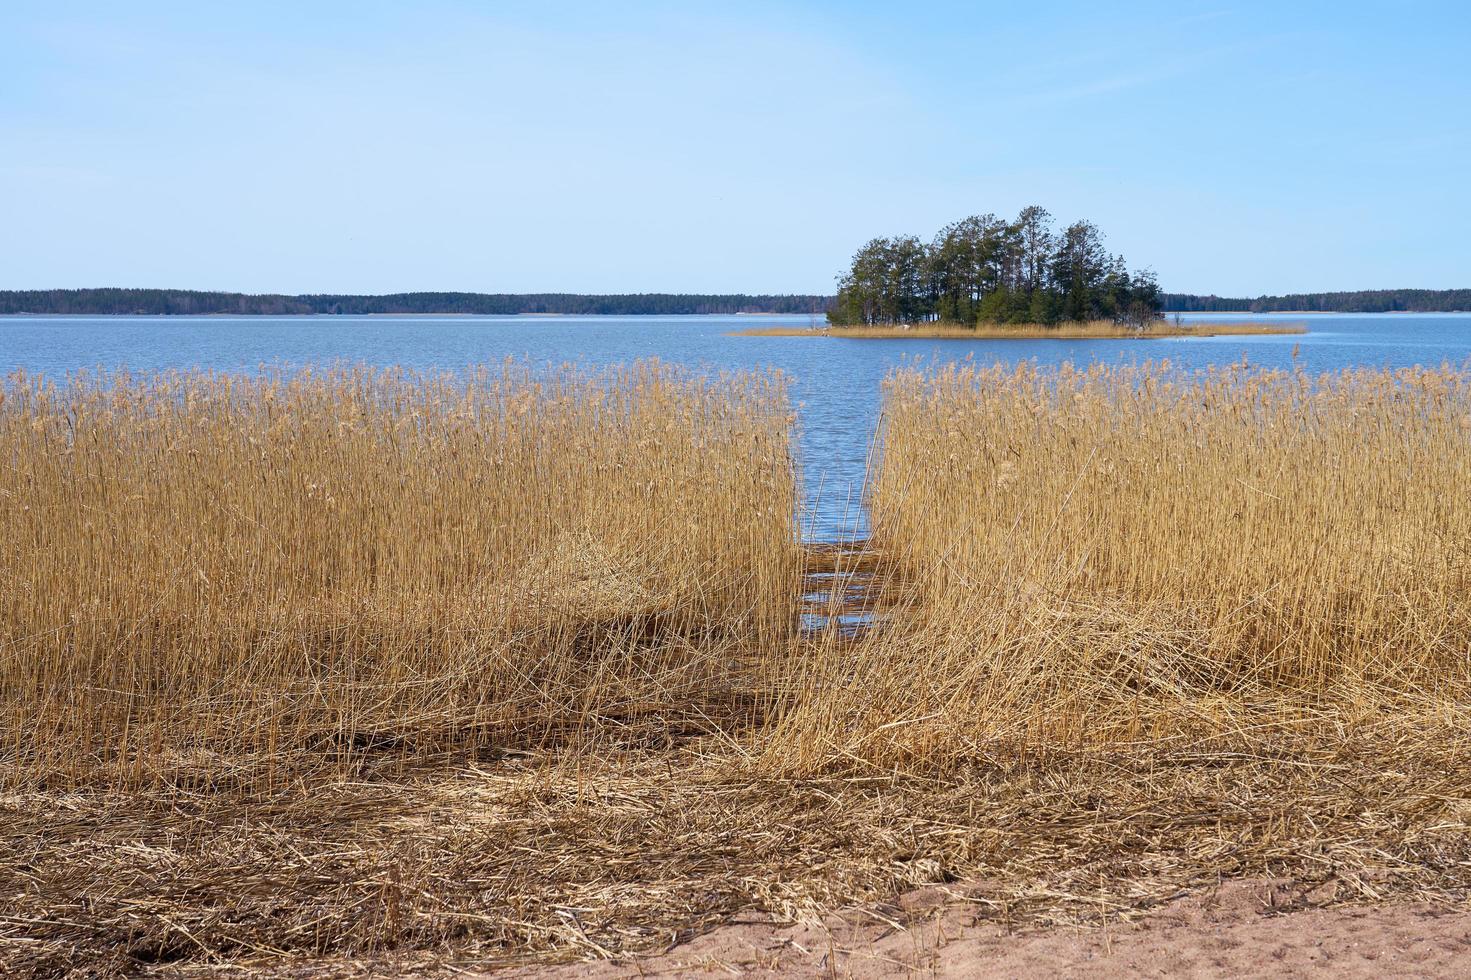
[0,362,801,788]
[768,359,1471,772]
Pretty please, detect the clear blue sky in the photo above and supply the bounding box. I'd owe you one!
[3,1,1468,296]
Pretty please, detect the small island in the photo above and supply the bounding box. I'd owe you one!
[752,206,1308,339]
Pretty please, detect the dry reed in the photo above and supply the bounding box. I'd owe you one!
[5,359,1471,977]
[768,360,1471,771]
[8,733,1469,976]
[0,362,800,789]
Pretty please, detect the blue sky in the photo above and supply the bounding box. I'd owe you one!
[2,1,1468,296]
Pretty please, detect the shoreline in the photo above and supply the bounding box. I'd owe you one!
[3,310,1462,320]
[492,878,1471,978]
[730,320,1309,339]
[0,311,811,319]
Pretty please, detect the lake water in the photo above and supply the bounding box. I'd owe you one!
[3,312,1470,541]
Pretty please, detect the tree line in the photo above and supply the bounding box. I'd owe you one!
[828,206,1161,327]
[1162,289,1471,314]
[0,289,833,317]
[11,285,1461,320]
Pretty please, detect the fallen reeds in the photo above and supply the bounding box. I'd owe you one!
[7,731,1469,976]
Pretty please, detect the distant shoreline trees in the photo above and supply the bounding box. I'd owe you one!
[1162,289,1471,314]
[828,206,1161,328]
[0,290,832,317]
[5,285,1467,320]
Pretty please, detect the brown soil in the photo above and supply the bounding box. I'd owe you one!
[494,879,1471,978]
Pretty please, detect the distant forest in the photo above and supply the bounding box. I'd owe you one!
[828,206,1160,327]
[1162,289,1471,313]
[5,286,1468,318]
[0,289,833,317]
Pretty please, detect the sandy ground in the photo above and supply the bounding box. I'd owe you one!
[494,879,1471,978]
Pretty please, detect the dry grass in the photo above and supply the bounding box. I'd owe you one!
[7,734,1468,976]
[769,360,1471,771]
[5,359,1471,977]
[730,320,1306,339]
[0,362,800,791]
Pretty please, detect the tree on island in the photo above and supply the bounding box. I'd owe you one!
[828,206,1161,327]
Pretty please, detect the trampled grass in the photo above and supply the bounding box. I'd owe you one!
[4,359,1471,976]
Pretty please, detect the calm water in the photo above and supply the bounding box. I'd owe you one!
[4,312,1470,540]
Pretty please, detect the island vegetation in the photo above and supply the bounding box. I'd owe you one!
[827,206,1163,328]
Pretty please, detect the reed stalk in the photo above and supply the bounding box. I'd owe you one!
[768,360,1471,771]
[0,361,800,788]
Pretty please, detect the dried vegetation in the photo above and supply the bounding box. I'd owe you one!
[3,359,1469,977]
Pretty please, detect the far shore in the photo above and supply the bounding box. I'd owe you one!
[3,309,1463,320]
[0,311,809,318]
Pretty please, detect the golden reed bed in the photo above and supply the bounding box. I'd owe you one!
[771,360,1471,771]
[0,363,800,789]
[730,319,1306,339]
[3,359,1469,976]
